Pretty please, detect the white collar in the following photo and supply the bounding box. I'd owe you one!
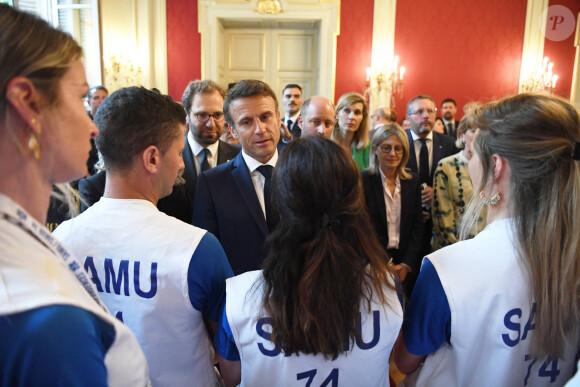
[242,149,278,172]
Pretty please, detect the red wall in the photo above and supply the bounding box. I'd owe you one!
[166,0,201,101]
[333,0,374,102]
[165,1,577,118]
[392,0,528,120]
[544,0,580,99]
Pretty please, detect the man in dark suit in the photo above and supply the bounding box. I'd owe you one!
[405,95,457,287]
[193,80,281,274]
[78,81,239,224]
[441,98,459,138]
[281,84,303,139]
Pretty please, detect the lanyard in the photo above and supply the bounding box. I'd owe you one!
[0,195,108,312]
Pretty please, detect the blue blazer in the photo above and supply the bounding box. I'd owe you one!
[405,130,458,187]
[192,152,269,275]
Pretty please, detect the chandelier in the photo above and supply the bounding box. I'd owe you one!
[521,56,558,93]
[365,56,405,110]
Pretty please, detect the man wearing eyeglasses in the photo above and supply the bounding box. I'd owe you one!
[404,95,457,290]
[182,79,240,181]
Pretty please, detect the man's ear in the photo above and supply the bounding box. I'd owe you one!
[229,124,238,139]
[298,116,304,127]
[141,145,161,174]
[5,76,42,134]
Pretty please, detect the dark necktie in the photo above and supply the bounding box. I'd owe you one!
[257,165,277,232]
[287,119,293,133]
[200,148,210,172]
[448,123,454,137]
[419,139,429,185]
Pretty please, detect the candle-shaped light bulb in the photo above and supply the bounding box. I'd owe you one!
[366,67,371,82]
[552,75,558,88]
[399,66,406,80]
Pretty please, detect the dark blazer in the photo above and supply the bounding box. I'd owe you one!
[78,139,240,224]
[192,152,268,275]
[444,121,459,138]
[405,130,458,187]
[288,120,301,138]
[362,171,423,270]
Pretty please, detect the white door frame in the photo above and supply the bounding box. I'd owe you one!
[198,0,340,100]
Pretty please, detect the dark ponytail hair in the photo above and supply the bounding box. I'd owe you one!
[260,137,397,359]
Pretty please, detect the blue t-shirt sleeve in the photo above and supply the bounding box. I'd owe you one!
[402,259,451,355]
[188,232,234,322]
[0,304,114,386]
[214,301,241,361]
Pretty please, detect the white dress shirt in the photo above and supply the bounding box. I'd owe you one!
[188,130,220,173]
[241,150,278,218]
[379,169,401,249]
[410,130,434,175]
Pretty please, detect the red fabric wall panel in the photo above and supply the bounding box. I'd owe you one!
[166,0,201,101]
[392,0,528,120]
[543,0,580,99]
[333,0,375,102]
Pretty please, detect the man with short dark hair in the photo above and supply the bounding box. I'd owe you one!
[441,98,458,138]
[298,96,335,138]
[86,86,108,175]
[281,84,303,139]
[54,86,233,386]
[193,80,281,274]
[78,80,239,223]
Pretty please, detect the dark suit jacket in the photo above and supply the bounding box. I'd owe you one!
[289,120,301,138]
[405,130,458,187]
[444,120,459,138]
[192,152,269,275]
[78,139,240,224]
[362,171,423,270]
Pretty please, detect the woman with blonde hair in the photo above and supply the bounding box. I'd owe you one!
[395,93,580,386]
[362,124,423,296]
[431,115,485,250]
[0,5,148,385]
[331,92,371,171]
[215,137,403,386]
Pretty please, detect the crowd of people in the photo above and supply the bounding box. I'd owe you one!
[2,4,580,386]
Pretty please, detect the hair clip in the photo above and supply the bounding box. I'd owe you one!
[572,141,580,161]
[322,213,340,229]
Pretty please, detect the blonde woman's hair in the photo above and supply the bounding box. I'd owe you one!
[0,4,83,124]
[459,93,580,358]
[367,123,412,180]
[331,92,370,150]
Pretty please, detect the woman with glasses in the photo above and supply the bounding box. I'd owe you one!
[331,92,371,171]
[431,115,485,250]
[362,124,423,296]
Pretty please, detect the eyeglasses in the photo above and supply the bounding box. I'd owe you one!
[408,108,437,116]
[379,145,404,155]
[193,112,225,123]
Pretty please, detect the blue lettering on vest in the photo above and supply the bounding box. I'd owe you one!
[356,310,380,350]
[502,304,537,347]
[84,256,103,292]
[115,311,123,322]
[105,258,130,296]
[502,308,522,347]
[134,261,158,299]
[256,317,281,357]
[521,303,536,341]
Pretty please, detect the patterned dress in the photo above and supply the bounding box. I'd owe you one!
[431,151,485,250]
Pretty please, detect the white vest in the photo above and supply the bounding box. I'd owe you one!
[403,218,578,387]
[226,270,403,387]
[54,198,218,387]
[0,195,149,387]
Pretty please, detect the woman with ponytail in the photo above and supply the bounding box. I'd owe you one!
[215,137,403,386]
[394,93,580,386]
